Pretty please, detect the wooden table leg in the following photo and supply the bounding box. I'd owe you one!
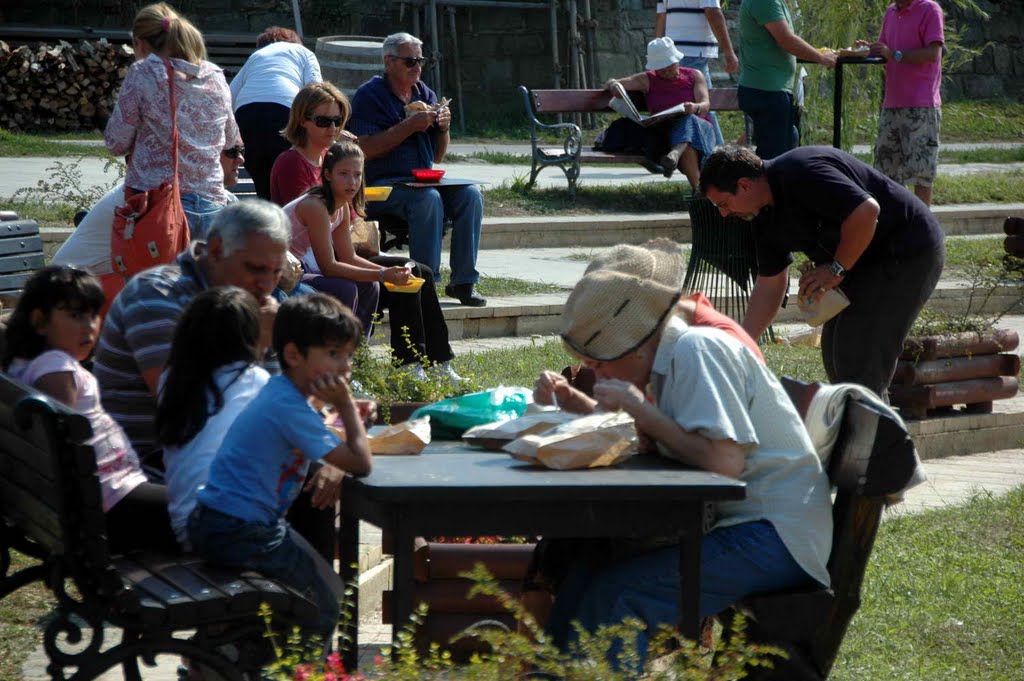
[339,500,360,671]
[678,500,704,642]
[389,517,416,660]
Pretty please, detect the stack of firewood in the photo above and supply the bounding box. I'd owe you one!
[0,39,134,131]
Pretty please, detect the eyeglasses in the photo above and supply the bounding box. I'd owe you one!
[307,115,344,128]
[389,55,428,68]
[223,145,245,159]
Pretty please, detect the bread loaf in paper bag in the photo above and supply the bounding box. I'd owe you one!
[503,411,638,470]
[462,408,577,450]
[368,416,432,455]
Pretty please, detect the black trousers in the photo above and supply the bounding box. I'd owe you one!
[371,255,454,366]
[235,102,292,200]
[106,481,180,554]
[821,240,945,398]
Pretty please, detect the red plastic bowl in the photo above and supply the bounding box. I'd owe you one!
[411,168,445,182]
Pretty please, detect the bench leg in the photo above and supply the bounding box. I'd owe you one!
[527,156,543,189]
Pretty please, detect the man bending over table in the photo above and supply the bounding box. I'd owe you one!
[348,32,485,307]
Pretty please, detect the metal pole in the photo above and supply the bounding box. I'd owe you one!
[568,0,579,90]
[430,0,442,90]
[291,0,304,39]
[447,6,465,133]
[549,0,560,88]
[582,0,596,88]
[413,3,421,39]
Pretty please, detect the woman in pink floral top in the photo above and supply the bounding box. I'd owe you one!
[105,2,240,239]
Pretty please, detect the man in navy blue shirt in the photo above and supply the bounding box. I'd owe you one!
[699,144,945,398]
[348,32,485,307]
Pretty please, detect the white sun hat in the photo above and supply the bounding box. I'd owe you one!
[645,36,685,71]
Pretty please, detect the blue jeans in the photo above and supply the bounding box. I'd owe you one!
[679,56,725,147]
[180,192,224,240]
[366,183,482,285]
[188,503,343,638]
[547,519,815,668]
[738,86,796,160]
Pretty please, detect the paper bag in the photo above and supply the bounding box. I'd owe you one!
[503,411,638,470]
[369,416,432,455]
[463,409,577,450]
[798,288,850,327]
[351,219,381,258]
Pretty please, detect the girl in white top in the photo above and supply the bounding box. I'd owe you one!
[155,287,270,549]
[2,266,176,554]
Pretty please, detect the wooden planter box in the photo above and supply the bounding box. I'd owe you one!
[1005,217,1024,266]
[889,329,1020,419]
[375,401,428,425]
[381,541,539,660]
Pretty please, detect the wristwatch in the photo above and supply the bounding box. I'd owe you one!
[893,50,904,62]
[829,260,847,278]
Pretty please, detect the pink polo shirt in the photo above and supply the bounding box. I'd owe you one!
[879,0,945,109]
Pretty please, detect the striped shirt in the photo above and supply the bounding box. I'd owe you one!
[656,0,721,59]
[93,243,278,460]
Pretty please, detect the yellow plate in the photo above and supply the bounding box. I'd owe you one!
[365,186,393,202]
[384,276,425,293]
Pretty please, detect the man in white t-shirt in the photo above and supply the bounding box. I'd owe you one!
[655,0,739,146]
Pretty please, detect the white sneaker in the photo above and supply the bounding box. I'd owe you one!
[394,362,428,382]
[432,361,465,385]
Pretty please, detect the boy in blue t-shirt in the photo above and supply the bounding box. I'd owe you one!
[189,294,373,640]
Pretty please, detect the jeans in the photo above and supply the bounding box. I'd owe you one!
[180,192,224,240]
[366,183,482,285]
[547,519,814,668]
[738,86,796,160]
[188,503,343,638]
[679,56,725,147]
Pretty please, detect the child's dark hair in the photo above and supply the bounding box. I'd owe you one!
[2,266,104,370]
[306,141,366,218]
[273,293,362,364]
[155,287,261,447]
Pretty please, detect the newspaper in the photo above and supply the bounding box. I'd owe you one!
[608,81,690,128]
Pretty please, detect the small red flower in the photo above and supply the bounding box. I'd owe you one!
[293,663,313,681]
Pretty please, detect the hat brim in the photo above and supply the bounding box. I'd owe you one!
[646,48,684,72]
[561,290,682,362]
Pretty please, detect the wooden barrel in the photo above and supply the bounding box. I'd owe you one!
[315,35,384,99]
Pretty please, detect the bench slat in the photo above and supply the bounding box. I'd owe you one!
[0,220,40,237]
[0,236,44,257]
[0,480,63,546]
[532,89,613,114]
[136,555,238,621]
[183,562,264,613]
[0,428,59,484]
[0,253,45,275]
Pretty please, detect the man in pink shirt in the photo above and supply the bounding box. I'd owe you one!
[859,0,945,206]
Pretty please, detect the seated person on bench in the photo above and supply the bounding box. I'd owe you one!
[604,37,718,190]
[347,32,485,307]
[535,240,832,668]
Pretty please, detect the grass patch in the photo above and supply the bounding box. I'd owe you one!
[932,170,1024,205]
[0,128,112,159]
[485,180,691,217]
[943,237,1008,276]
[832,487,1024,680]
[0,552,56,681]
[853,147,1024,166]
[437,268,564,296]
[0,199,78,227]
[451,338,576,388]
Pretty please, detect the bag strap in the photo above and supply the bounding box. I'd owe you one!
[162,57,179,189]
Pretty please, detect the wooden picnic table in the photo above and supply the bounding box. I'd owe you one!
[337,441,746,670]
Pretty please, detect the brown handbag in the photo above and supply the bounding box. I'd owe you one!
[110,58,190,280]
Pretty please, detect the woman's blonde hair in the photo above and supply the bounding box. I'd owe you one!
[283,82,351,147]
[132,2,207,65]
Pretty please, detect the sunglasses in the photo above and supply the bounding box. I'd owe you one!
[308,115,344,128]
[223,145,245,159]
[390,56,428,68]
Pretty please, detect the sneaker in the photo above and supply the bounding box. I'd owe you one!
[444,283,487,307]
[431,361,465,385]
[394,362,428,382]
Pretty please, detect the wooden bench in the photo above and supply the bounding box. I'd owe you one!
[518,85,742,197]
[0,373,321,681]
[722,378,920,680]
[0,214,46,307]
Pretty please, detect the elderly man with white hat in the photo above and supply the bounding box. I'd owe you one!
[539,240,833,665]
[604,37,718,189]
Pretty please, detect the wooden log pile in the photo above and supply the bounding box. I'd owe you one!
[889,329,1021,420]
[0,38,134,131]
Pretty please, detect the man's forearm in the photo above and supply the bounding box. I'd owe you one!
[358,120,414,161]
[434,129,449,163]
[706,9,735,55]
[742,273,789,339]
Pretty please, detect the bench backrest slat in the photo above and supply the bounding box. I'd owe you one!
[529,87,739,115]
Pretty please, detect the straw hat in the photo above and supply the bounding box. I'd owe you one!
[561,241,685,361]
[646,37,685,71]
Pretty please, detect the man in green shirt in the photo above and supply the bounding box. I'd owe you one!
[738,0,835,158]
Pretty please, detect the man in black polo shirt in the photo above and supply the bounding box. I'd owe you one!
[699,145,945,397]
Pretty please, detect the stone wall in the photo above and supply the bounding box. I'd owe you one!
[1,0,1020,125]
